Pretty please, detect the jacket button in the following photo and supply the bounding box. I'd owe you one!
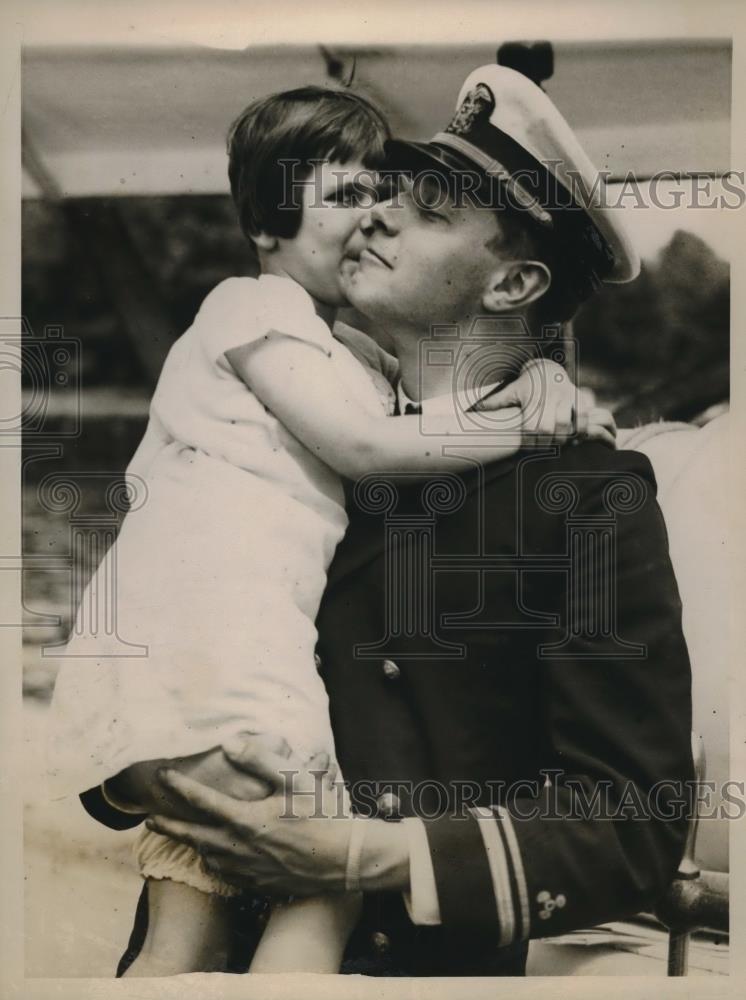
[381,659,400,680]
[370,930,391,955]
[314,652,323,674]
[376,792,402,819]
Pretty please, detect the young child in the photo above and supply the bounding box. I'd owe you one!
[48,87,608,976]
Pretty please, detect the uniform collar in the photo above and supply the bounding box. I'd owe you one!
[396,378,504,416]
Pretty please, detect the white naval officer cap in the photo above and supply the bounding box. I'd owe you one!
[385,63,640,285]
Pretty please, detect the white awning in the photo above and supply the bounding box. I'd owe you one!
[22,38,731,198]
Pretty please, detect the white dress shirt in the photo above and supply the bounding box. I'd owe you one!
[396,377,503,419]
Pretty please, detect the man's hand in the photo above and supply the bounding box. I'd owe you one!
[146,748,352,895]
[105,733,292,823]
[476,358,617,448]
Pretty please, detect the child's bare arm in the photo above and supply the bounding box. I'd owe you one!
[226,333,525,479]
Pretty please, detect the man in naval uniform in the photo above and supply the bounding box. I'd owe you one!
[81,65,694,977]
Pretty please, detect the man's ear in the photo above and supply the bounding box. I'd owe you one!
[253,231,279,252]
[482,260,551,313]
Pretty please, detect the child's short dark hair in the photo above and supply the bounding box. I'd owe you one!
[227,86,391,242]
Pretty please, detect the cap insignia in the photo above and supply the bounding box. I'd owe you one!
[445,83,495,137]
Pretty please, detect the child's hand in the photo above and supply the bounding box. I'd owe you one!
[475,358,573,444]
[574,404,617,449]
[475,359,616,448]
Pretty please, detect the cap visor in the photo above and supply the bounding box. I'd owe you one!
[384,138,485,180]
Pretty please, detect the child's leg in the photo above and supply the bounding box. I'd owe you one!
[249,893,362,974]
[123,826,243,977]
[122,878,234,977]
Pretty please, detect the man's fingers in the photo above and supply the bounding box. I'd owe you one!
[157,769,244,825]
[145,815,238,854]
[201,855,254,887]
[222,736,304,789]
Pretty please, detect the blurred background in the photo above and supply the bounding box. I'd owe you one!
[20,33,731,976]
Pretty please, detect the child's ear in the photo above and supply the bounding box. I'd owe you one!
[482,261,551,313]
[254,232,279,252]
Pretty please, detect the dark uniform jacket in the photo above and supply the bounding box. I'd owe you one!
[314,440,694,974]
[83,440,693,977]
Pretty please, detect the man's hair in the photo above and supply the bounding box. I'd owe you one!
[488,202,604,331]
[227,86,390,242]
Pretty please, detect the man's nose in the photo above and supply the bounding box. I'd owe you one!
[360,197,400,236]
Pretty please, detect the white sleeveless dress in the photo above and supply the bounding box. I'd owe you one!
[47,276,395,809]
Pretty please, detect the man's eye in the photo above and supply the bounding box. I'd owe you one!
[418,206,446,223]
[375,175,400,200]
[347,187,369,207]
